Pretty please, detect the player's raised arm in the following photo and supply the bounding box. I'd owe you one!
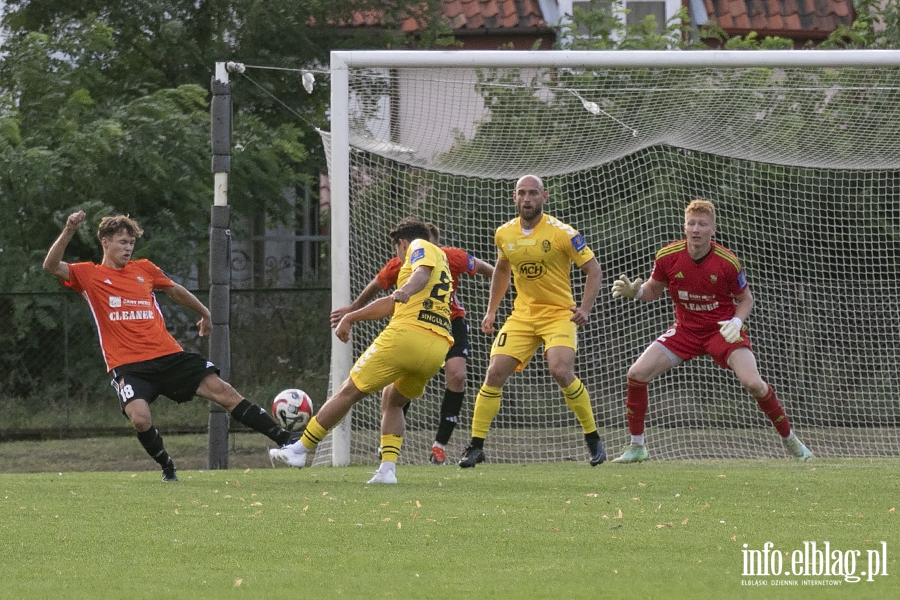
[334,295,396,343]
[43,211,86,281]
[473,257,495,278]
[611,274,665,303]
[391,264,432,304]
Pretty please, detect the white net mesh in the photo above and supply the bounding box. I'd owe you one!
[316,54,900,465]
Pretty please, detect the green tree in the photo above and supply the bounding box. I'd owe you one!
[554,0,705,50]
[0,0,453,290]
[0,0,453,413]
[821,0,900,49]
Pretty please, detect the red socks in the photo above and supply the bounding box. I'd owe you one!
[756,385,791,437]
[625,377,649,436]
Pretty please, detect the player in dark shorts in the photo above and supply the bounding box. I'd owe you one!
[44,211,299,481]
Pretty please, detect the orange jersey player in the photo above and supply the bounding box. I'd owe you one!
[44,211,301,482]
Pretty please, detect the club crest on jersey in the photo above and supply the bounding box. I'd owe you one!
[542,240,551,253]
[137,276,145,283]
[109,296,122,308]
[710,274,718,284]
[570,233,586,252]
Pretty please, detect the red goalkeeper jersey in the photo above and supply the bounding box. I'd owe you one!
[377,246,476,320]
[63,259,183,371]
[650,240,748,334]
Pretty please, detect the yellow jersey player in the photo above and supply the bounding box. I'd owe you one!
[459,175,607,468]
[271,217,453,484]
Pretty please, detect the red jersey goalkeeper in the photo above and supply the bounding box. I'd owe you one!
[610,199,812,463]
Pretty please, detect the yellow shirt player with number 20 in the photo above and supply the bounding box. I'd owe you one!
[271,217,453,484]
[458,174,608,469]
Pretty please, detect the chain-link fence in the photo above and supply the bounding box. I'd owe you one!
[0,289,332,438]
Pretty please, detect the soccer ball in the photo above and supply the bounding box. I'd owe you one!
[271,389,314,432]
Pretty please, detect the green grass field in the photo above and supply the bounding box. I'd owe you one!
[1,436,898,599]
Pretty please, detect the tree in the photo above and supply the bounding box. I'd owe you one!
[552,0,800,51]
[0,0,453,291]
[820,0,900,49]
[0,0,453,412]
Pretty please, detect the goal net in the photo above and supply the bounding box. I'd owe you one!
[316,50,900,466]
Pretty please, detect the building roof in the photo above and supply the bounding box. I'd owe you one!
[432,0,548,33]
[392,0,855,46]
[702,0,855,40]
[401,0,553,48]
[343,0,551,48]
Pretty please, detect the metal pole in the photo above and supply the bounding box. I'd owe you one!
[208,61,233,469]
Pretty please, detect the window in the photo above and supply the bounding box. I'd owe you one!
[626,1,667,32]
[563,0,676,36]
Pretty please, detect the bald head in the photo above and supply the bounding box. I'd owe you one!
[515,174,544,192]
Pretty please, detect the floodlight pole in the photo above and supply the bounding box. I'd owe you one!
[208,61,233,469]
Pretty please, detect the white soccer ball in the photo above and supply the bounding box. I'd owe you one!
[271,389,314,432]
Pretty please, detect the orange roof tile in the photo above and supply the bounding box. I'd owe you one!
[704,0,854,38]
[427,0,547,32]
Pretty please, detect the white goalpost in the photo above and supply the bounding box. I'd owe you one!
[316,49,900,467]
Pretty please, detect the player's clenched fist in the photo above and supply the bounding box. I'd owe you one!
[66,210,86,232]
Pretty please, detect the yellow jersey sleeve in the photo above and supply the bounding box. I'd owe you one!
[391,239,454,341]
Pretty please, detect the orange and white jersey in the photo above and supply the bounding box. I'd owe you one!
[377,246,477,320]
[64,259,183,371]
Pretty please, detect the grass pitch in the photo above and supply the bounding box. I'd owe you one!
[1,437,898,599]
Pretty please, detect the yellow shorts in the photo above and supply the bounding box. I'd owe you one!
[350,325,451,399]
[491,311,578,372]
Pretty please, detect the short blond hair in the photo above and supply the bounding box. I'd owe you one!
[685,199,716,221]
[97,215,143,241]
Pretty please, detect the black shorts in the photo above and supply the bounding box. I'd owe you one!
[446,317,470,360]
[110,352,219,413]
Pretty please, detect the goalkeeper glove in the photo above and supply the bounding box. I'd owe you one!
[717,317,743,343]
[612,275,643,300]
